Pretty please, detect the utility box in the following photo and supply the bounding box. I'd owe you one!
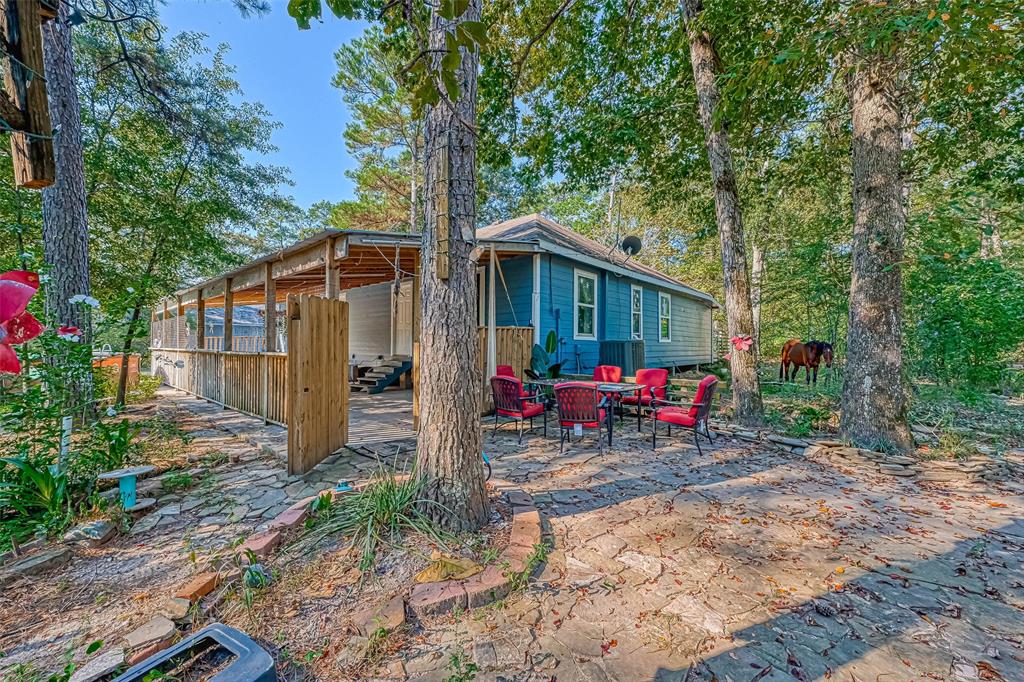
[599,339,645,376]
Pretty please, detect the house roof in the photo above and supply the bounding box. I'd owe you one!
[477,214,717,306]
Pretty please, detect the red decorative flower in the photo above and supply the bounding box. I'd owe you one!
[0,271,44,374]
[58,325,82,342]
[730,335,754,352]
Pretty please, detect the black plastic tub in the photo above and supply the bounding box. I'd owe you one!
[113,623,275,682]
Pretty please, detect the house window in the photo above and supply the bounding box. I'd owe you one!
[574,269,597,339]
[630,285,643,340]
[658,292,672,342]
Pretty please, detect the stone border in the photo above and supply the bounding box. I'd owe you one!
[111,477,546,668]
[710,419,1022,485]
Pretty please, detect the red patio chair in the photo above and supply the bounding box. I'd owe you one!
[490,375,546,444]
[593,364,623,418]
[497,364,535,398]
[619,367,669,423]
[553,381,607,453]
[651,375,718,455]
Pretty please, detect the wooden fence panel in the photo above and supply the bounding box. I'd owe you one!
[478,326,533,410]
[287,295,349,476]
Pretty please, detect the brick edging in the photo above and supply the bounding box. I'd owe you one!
[407,479,546,618]
[119,477,546,665]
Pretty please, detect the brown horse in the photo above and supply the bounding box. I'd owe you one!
[780,339,834,385]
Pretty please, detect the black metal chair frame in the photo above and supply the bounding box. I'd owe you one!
[553,382,608,454]
[650,380,718,455]
[490,376,547,445]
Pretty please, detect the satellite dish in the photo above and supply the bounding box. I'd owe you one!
[621,235,643,256]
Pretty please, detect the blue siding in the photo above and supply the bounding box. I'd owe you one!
[479,255,534,327]
[481,252,713,374]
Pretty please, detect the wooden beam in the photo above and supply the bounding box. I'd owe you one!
[487,245,497,379]
[162,299,169,349]
[230,265,264,292]
[0,0,55,188]
[196,289,205,349]
[325,237,338,298]
[176,296,184,348]
[271,243,327,280]
[412,258,420,431]
[264,262,277,353]
[222,278,234,352]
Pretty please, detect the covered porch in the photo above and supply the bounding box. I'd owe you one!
[149,229,537,474]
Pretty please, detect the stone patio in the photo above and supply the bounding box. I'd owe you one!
[393,416,1024,681]
[4,394,1023,681]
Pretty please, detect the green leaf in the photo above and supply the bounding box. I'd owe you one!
[442,32,462,72]
[287,0,320,30]
[86,640,104,655]
[459,20,489,47]
[439,0,456,21]
[454,0,470,18]
[441,69,461,102]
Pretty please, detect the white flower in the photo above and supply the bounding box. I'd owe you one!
[39,274,50,283]
[126,287,135,293]
[105,406,117,417]
[69,294,100,309]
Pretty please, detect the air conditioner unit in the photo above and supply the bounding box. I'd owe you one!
[599,339,646,376]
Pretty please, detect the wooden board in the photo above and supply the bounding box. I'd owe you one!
[286,294,349,475]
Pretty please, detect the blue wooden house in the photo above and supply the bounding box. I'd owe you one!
[476,214,717,374]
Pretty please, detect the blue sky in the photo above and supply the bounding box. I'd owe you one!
[161,0,369,208]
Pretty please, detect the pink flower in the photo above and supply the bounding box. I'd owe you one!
[0,271,43,374]
[730,335,754,352]
[58,325,82,342]
[723,353,732,361]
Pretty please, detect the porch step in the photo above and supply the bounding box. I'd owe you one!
[351,356,414,394]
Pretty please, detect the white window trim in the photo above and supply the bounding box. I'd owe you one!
[573,268,598,340]
[630,284,643,340]
[658,292,672,343]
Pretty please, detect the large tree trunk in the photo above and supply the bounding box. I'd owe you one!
[839,55,913,452]
[682,0,762,423]
[979,205,1002,258]
[41,2,90,336]
[414,0,489,532]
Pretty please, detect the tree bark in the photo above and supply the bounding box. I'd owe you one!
[41,2,90,335]
[979,205,1002,258]
[751,241,765,362]
[414,0,489,532]
[681,0,762,423]
[839,54,913,452]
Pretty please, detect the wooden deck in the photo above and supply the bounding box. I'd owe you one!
[347,389,415,448]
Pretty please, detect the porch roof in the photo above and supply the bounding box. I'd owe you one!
[162,229,539,309]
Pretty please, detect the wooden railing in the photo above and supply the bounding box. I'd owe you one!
[151,349,287,426]
[204,336,267,353]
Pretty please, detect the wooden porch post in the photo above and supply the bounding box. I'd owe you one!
[162,299,169,349]
[325,237,339,299]
[487,245,497,379]
[223,278,234,352]
[262,263,276,424]
[412,258,420,431]
[532,252,541,345]
[176,296,184,348]
[264,262,277,352]
[196,289,205,350]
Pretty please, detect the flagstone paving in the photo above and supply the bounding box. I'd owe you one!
[5,393,1023,681]
[391,420,1024,682]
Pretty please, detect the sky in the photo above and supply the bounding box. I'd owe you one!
[161,0,369,209]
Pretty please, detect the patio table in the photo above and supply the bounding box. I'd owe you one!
[525,378,646,445]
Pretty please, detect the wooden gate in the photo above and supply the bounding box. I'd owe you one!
[287,295,349,475]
